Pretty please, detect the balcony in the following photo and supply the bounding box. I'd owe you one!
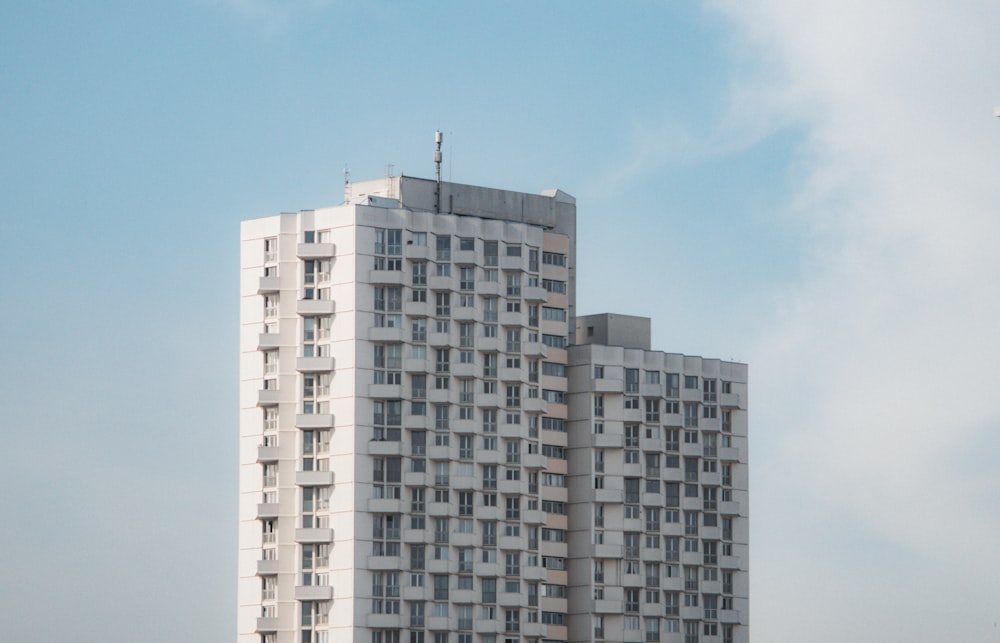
[500,255,523,271]
[591,433,624,448]
[523,397,547,413]
[521,622,545,638]
[368,498,403,513]
[257,276,280,294]
[296,242,335,259]
[522,341,547,358]
[498,592,522,607]
[368,440,403,456]
[296,299,335,316]
[477,281,502,296]
[594,599,622,614]
[295,528,333,543]
[720,392,741,408]
[256,559,279,575]
[720,500,741,515]
[294,584,333,600]
[719,446,741,461]
[594,488,624,503]
[256,445,279,463]
[524,453,546,469]
[295,470,334,486]
[368,269,405,285]
[721,555,742,569]
[295,414,334,429]
[255,617,279,633]
[523,286,547,302]
[426,616,450,631]
[592,543,624,558]
[256,503,279,519]
[369,383,403,399]
[368,326,404,342]
[296,356,335,372]
[257,389,280,406]
[522,565,547,581]
[257,332,281,350]
[721,609,742,624]
[403,300,429,316]
[402,471,427,486]
[366,613,402,628]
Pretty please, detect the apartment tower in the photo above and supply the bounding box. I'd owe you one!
[238,175,748,643]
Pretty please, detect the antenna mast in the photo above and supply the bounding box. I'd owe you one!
[434,130,443,213]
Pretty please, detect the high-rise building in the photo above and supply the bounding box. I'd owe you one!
[239,175,748,643]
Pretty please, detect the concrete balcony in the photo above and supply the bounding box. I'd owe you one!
[720,500,741,515]
[478,336,501,351]
[400,585,426,601]
[498,592,522,607]
[681,387,701,402]
[294,585,333,600]
[453,307,477,321]
[498,479,522,495]
[257,332,281,350]
[255,617,279,633]
[591,433,624,448]
[366,613,403,629]
[452,475,477,489]
[257,389,281,406]
[522,341,547,358]
[500,255,523,271]
[594,599,623,614]
[368,555,403,571]
[426,616,450,631]
[404,358,427,373]
[405,244,430,260]
[522,565,547,581]
[721,609,742,624]
[296,299,335,316]
[427,501,450,516]
[524,453,546,469]
[594,488,624,503]
[477,281,502,296]
[402,528,426,543]
[256,503,279,519]
[452,589,477,604]
[256,445,279,463]
[451,362,476,378]
[428,275,452,291]
[428,332,450,347]
[256,559,279,575]
[720,392,742,408]
[402,471,427,486]
[403,300,429,316]
[720,555,742,569]
[403,414,428,429]
[295,528,333,543]
[499,535,521,550]
[368,498,403,513]
[368,326,404,342]
[295,414,334,429]
[296,356,335,372]
[296,242,335,259]
[368,269,405,285]
[295,470,334,486]
[719,446,741,461]
[477,450,502,465]
[368,383,403,399]
[475,506,502,521]
[523,509,546,525]
[523,397,547,413]
[681,606,701,621]
[592,543,624,558]
[257,276,280,294]
[522,622,545,638]
[453,249,477,265]
[499,311,523,327]
[523,286,547,302]
[426,445,450,460]
[589,377,622,393]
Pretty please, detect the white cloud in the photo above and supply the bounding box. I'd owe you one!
[708,1,1000,640]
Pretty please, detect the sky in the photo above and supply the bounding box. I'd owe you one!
[2,1,999,641]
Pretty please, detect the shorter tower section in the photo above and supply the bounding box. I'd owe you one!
[565,314,749,643]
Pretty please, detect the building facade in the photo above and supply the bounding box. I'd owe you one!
[238,177,748,643]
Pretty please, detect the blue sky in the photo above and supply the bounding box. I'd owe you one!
[3,1,1000,641]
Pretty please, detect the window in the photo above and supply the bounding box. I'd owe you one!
[593,395,604,417]
[541,251,565,266]
[593,365,604,378]
[435,235,450,261]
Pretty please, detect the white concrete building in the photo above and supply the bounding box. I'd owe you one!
[239,177,748,643]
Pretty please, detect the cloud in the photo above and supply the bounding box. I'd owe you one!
[708,1,1000,640]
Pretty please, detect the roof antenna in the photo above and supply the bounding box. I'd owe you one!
[434,130,443,213]
[343,163,351,203]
